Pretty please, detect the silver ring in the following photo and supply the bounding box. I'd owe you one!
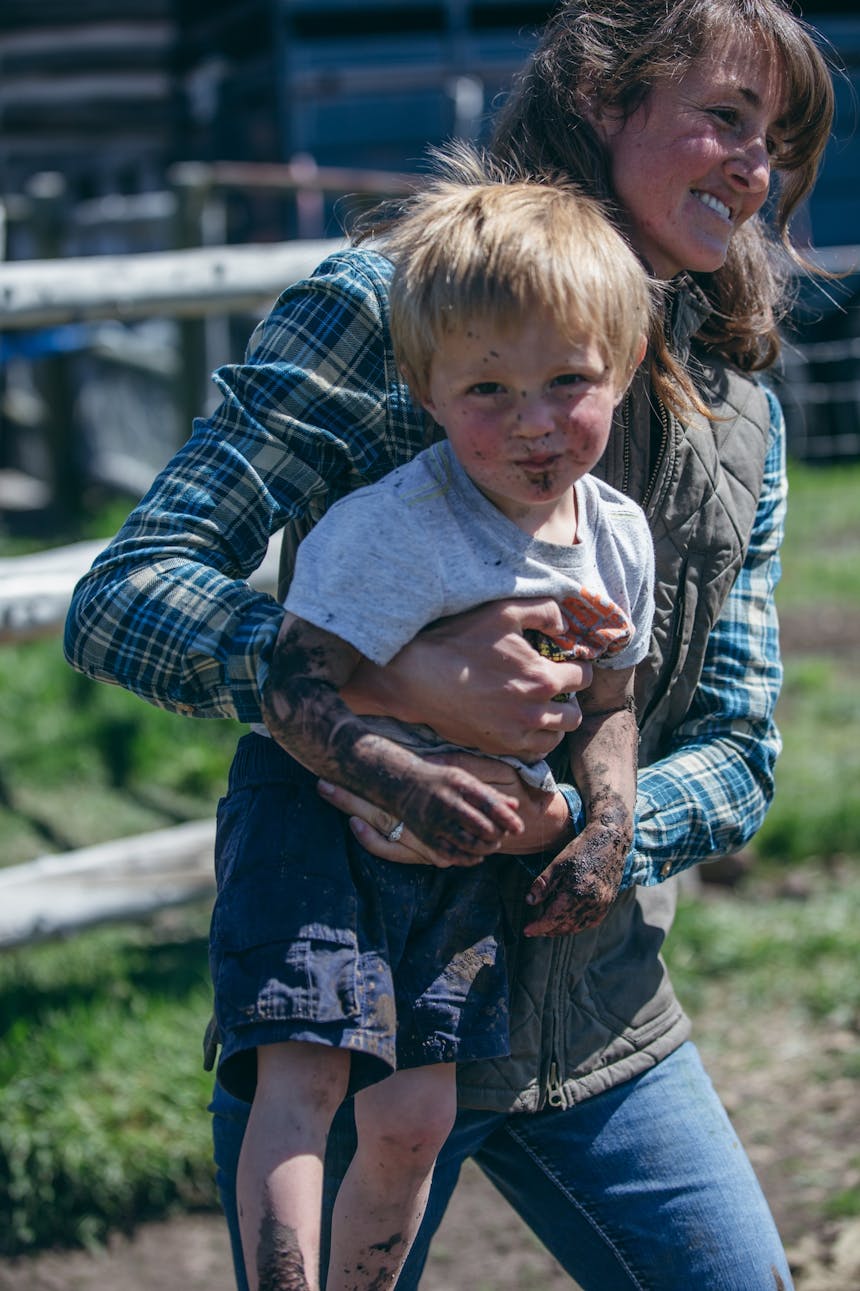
[386,821,405,843]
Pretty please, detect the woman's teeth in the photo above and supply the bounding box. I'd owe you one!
[694,191,732,220]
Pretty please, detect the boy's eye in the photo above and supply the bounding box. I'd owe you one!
[551,372,586,388]
[467,381,506,396]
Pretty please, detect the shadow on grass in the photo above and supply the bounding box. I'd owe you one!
[0,925,212,1036]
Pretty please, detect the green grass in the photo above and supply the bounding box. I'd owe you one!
[0,906,216,1253]
[0,636,240,865]
[778,460,860,611]
[755,459,860,863]
[667,871,860,1028]
[757,654,860,862]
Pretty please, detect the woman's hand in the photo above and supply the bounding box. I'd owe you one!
[318,751,574,869]
[341,598,593,763]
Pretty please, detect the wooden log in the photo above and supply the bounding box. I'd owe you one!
[0,237,344,330]
[0,531,282,644]
[0,819,216,949]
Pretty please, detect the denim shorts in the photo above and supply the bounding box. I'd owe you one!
[209,733,511,1102]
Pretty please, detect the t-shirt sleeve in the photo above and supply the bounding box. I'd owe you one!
[283,484,446,665]
[600,505,656,670]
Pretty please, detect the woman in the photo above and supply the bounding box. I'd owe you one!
[64,1,834,1287]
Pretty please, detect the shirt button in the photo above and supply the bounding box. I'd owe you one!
[660,861,673,878]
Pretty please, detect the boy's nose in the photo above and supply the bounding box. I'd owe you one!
[515,394,556,436]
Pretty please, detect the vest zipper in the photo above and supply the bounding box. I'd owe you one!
[621,392,631,497]
[642,397,671,513]
[543,931,574,1109]
[546,1061,565,1108]
[621,388,670,510]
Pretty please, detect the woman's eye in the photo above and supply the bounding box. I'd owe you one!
[710,106,738,126]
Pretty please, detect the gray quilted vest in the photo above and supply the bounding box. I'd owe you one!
[457,288,772,1112]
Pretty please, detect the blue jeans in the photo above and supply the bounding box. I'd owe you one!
[210,1040,792,1290]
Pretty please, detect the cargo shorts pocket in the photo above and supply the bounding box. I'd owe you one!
[210,764,363,1031]
[211,875,361,1031]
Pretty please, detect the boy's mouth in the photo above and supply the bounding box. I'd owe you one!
[516,453,559,469]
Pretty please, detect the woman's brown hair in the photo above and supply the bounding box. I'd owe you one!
[490,0,836,379]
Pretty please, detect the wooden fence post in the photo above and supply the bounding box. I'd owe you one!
[169,163,212,444]
[26,172,86,525]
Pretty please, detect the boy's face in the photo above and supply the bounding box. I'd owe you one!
[420,309,625,529]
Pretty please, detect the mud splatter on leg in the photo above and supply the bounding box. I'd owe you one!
[257,1205,312,1291]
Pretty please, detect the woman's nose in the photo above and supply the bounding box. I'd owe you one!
[726,136,771,196]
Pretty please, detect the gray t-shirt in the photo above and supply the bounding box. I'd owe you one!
[281,440,654,791]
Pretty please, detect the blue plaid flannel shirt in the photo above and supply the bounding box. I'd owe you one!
[65,249,784,888]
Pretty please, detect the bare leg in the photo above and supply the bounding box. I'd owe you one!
[325,1063,457,1291]
[238,1042,350,1291]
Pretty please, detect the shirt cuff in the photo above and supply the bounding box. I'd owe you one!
[557,783,585,833]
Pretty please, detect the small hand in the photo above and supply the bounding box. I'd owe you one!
[400,761,524,865]
[318,752,573,868]
[523,824,629,937]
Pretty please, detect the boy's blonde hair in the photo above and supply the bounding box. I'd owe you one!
[380,147,656,403]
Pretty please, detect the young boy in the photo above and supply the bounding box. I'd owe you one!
[210,161,656,1291]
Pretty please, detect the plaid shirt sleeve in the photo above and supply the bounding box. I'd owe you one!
[618,386,786,886]
[64,250,426,722]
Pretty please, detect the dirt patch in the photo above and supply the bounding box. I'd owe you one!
[778,606,860,659]
[1,990,857,1291]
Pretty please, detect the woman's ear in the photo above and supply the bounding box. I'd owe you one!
[579,85,610,135]
[582,91,627,145]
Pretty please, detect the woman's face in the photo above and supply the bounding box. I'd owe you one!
[596,41,786,279]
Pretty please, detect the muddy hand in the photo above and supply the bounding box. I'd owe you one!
[319,752,569,868]
[523,825,628,937]
[406,763,524,865]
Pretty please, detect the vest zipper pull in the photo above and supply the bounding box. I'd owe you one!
[546,1061,565,1108]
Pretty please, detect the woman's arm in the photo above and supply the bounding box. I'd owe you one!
[63,251,421,722]
[622,388,787,887]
